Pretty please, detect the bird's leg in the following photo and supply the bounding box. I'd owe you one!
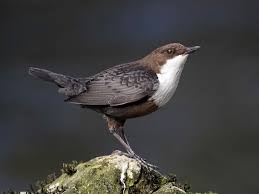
[111,128,158,169]
[106,116,158,169]
[109,126,136,156]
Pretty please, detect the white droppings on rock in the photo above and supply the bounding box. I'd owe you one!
[108,153,142,191]
[47,182,60,193]
[127,158,141,179]
[120,162,128,194]
[108,154,141,175]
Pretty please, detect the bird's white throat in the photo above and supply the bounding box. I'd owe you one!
[151,54,188,107]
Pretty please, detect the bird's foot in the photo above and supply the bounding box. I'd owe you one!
[112,150,131,157]
[112,150,158,169]
[130,153,158,170]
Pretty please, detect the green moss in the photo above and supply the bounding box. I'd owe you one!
[61,161,79,176]
[43,155,125,193]
[13,153,217,194]
[153,183,186,194]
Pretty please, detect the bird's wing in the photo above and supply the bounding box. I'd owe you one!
[67,64,159,106]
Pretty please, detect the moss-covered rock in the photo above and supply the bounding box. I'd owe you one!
[34,152,216,194]
[153,183,186,194]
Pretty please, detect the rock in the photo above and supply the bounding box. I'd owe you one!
[35,152,217,194]
[153,183,186,194]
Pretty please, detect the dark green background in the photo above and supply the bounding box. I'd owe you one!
[1,1,259,193]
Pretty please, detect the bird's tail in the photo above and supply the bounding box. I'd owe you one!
[28,67,87,97]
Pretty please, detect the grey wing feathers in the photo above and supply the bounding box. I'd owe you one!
[29,67,88,96]
[67,65,159,106]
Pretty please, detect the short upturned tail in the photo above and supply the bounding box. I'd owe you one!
[28,67,87,97]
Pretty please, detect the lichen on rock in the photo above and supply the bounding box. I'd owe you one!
[32,152,217,194]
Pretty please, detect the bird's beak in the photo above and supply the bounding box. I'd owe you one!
[185,46,200,54]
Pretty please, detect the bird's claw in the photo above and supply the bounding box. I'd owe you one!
[112,150,131,157]
[112,150,158,169]
[131,153,158,170]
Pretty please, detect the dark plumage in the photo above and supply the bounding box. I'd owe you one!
[29,67,88,97]
[67,63,159,106]
[29,43,200,168]
[29,63,159,107]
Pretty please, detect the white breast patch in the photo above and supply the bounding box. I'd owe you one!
[151,54,188,107]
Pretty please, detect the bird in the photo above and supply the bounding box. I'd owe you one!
[29,43,200,168]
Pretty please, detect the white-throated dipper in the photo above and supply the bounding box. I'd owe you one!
[29,43,200,168]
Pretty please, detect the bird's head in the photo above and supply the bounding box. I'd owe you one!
[143,43,200,73]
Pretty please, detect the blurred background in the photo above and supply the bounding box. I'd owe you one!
[1,0,259,193]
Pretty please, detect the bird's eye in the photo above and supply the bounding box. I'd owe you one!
[167,49,173,54]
